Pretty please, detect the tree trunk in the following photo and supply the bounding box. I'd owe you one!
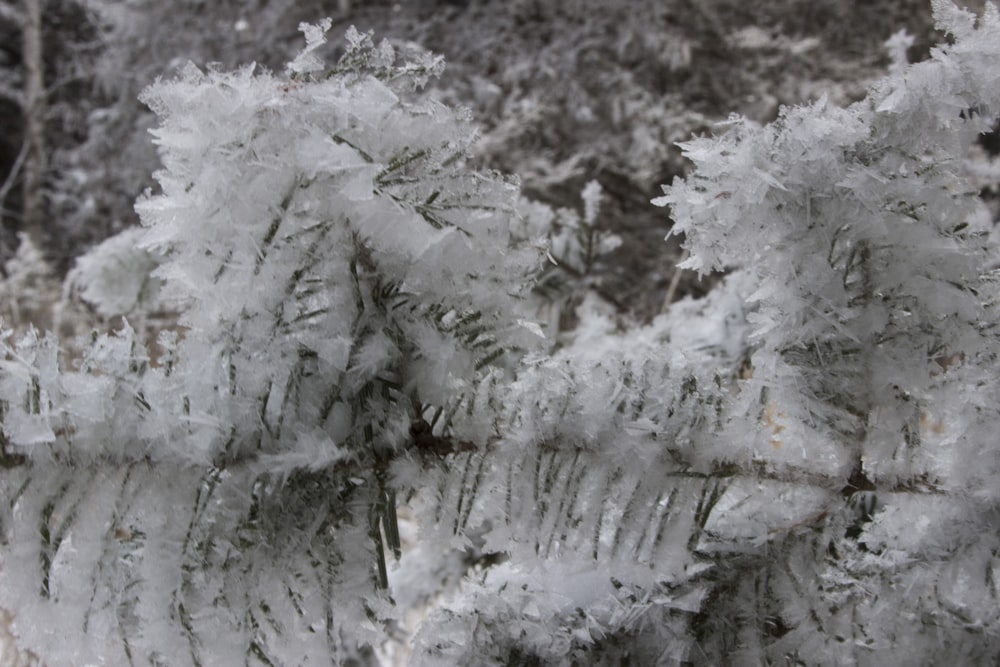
[21,0,45,248]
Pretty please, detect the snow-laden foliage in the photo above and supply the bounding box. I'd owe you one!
[399,281,751,664]
[0,23,541,665]
[515,180,624,339]
[659,0,1000,487]
[2,3,1000,665]
[392,4,1000,663]
[652,1,1000,662]
[63,227,164,319]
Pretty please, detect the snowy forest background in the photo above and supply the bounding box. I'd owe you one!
[6,0,987,321]
[1,0,1000,665]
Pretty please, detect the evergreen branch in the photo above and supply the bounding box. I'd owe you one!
[330,134,375,164]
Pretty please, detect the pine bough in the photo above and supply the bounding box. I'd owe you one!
[1,3,1000,664]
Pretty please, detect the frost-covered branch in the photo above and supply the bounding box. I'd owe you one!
[0,23,542,664]
[3,3,1000,665]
